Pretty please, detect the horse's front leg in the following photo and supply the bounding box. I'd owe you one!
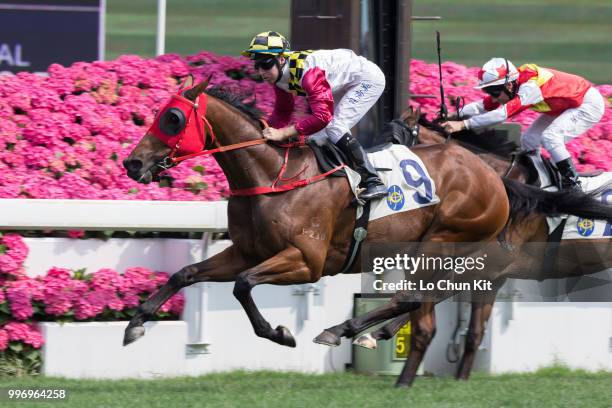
[233,246,313,348]
[123,245,251,346]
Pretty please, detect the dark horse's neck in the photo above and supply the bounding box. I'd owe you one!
[205,95,285,192]
[417,116,530,182]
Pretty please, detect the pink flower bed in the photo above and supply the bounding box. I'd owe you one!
[0,52,309,201]
[410,60,612,171]
[0,54,608,202]
[0,233,184,352]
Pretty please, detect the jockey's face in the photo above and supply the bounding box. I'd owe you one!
[484,83,513,104]
[255,56,285,84]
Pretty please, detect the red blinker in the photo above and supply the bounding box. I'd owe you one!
[149,86,210,156]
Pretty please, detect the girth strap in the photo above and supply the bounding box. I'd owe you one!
[338,201,372,274]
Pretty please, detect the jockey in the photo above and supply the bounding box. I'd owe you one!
[242,31,388,201]
[442,58,605,191]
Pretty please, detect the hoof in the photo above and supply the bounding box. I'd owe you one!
[353,333,377,349]
[395,381,412,388]
[313,330,341,347]
[275,325,296,348]
[123,325,145,346]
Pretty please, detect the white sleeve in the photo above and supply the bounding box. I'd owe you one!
[516,81,544,106]
[459,100,486,118]
[465,106,508,129]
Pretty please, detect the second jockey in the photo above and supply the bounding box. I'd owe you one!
[242,31,388,201]
[442,58,605,191]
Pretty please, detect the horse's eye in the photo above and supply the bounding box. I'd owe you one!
[159,108,186,136]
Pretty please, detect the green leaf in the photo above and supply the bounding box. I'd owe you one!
[9,343,23,353]
[192,165,205,175]
[25,350,40,361]
[188,181,208,194]
[72,267,88,280]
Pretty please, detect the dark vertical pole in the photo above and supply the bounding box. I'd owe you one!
[395,0,412,117]
[372,0,395,127]
[349,0,361,52]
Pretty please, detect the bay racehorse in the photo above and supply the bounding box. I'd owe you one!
[121,77,511,348]
[122,78,608,387]
[333,108,612,385]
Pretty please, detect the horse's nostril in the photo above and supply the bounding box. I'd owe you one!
[123,159,143,173]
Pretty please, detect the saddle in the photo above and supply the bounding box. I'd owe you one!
[306,119,413,177]
[305,122,420,275]
[516,151,603,191]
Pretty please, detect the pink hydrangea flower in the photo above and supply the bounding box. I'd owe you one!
[0,328,8,351]
[3,321,44,348]
[0,233,29,277]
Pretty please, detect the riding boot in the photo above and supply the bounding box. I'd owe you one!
[335,134,387,201]
[555,157,582,192]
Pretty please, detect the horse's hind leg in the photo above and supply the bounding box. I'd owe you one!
[455,292,500,380]
[233,246,313,348]
[314,291,421,346]
[124,244,250,346]
[354,312,411,349]
[396,303,437,387]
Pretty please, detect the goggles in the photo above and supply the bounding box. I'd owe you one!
[253,56,277,71]
[483,85,506,98]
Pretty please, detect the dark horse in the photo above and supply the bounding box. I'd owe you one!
[335,107,612,385]
[122,78,608,387]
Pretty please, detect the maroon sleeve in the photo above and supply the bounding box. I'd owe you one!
[295,67,334,135]
[483,96,501,111]
[268,86,295,129]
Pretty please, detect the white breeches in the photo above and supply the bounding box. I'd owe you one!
[311,60,385,144]
[521,87,605,163]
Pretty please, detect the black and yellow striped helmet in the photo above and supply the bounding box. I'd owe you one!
[241,31,291,58]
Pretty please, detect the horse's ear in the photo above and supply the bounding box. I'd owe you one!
[183,74,213,101]
[400,105,414,123]
[181,74,194,89]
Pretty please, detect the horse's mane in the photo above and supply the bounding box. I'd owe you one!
[418,115,518,159]
[206,86,263,124]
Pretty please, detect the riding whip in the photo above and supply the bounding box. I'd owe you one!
[436,31,448,122]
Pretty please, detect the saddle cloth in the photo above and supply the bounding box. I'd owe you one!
[343,144,440,222]
[521,153,609,239]
[546,172,612,240]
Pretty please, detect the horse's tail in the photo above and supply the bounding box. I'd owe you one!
[503,178,612,224]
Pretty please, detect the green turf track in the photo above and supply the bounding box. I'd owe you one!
[412,0,612,84]
[106,0,612,85]
[105,0,290,60]
[1,366,611,408]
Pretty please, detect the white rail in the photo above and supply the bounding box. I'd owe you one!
[0,199,228,231]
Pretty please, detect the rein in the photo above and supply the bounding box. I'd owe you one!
[153,92,345,196]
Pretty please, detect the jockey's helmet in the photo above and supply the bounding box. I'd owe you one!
[241,31,291,59]
[475,58,519,89]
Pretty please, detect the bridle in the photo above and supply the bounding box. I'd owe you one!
[149,90,267,173]
[147,86,344,196]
